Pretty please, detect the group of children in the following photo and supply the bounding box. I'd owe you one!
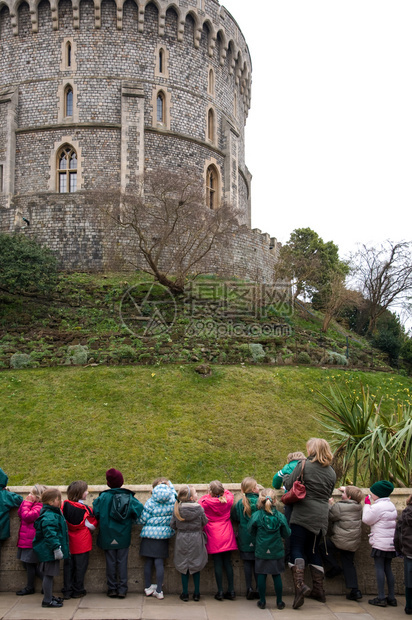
[0,463,411,614]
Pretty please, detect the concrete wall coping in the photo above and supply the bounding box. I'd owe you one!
[9,484,412,508]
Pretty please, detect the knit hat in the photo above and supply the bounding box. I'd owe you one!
[106,468,124,489]
[370,480,394,498]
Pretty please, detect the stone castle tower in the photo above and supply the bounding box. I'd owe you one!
[0,0,278,279]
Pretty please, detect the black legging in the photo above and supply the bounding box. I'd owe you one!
[144,558,164,593]
[212,551,234,592]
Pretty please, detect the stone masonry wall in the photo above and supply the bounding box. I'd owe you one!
[0,485,409,595]
[0,0,266,273]
[8,193,278,281]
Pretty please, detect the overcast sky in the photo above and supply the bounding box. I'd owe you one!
[221,0,412,260]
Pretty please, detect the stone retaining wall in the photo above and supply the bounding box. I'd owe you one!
[1,484,410,595]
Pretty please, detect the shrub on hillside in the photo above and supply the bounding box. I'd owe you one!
[297,351,312,365]
[0,233,58,295]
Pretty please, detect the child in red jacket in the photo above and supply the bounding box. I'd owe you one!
[62,481,97,599]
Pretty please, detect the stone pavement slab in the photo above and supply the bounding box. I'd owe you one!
[75,593,143,620]
[142,596,207,620]
[0,593,408,620]
[3,594,78,619]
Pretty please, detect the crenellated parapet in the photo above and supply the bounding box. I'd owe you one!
[0,0,251,109]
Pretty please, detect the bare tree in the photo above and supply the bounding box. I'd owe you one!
[89,169,240,294]
[318,273,364,332]
[350,240,412,333]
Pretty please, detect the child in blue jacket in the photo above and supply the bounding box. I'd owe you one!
[139,477,177,599]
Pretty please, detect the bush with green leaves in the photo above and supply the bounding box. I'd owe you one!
[248,343,265,363]
[10,353,33,369]
[316,383,412,486]
[66,345,88,366]
[327,351,348,366]
[297,351,312,365]
[0,233,58,295]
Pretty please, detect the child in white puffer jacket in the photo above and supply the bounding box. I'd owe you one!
[362,480,397,608]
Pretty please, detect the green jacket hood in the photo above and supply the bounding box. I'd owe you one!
[0,469,8,489]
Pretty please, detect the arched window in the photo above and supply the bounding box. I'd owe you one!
[157,91,165,124]
[208,68,214,96]
[206,164,218,209]
[207,108,215,142]
[159,48,164,74]
[65,87,73,117]
[57,146,77,193]
[66,42,72,68]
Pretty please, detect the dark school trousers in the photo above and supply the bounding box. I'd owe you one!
[105,548,129,595]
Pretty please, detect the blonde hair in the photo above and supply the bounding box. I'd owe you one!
[209,480,227,503]
[173,485,197,521]
[257,488,277,514]
[287,451,305,463]
[240,477,257,517]
[345,485,363,504]
[306,438,333,466]
[41,488,61,505]
[31,484,47,501]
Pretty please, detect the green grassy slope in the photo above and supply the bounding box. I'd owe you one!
[1,365,411,486]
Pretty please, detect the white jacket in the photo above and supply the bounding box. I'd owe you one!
[362,497,397,552]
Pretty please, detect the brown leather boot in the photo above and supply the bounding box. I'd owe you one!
[291,558,311,609]
[308,564,326,603]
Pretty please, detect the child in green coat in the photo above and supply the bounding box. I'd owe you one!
[93,468,143,599]
[33,488,70,609]
[248,488,291,611]
[231,477,260,599]
[0,467,23,545]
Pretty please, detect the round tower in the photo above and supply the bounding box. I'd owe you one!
[0,0,276,279]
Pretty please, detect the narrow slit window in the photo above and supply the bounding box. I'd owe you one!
[207,108,214,142]
[208,68,214,96]
[0,165,3,193]
[65,87,73,117]
[157,92,165,123]
[67,43,72,67]
[159,48,164,74]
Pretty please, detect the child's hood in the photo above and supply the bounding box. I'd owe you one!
[0,468,8,489]
[178,502,203,521]
[200,493,229,516]
[151,483,176,505]
[259,510,282,532]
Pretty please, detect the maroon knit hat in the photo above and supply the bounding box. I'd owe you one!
[106,468,124,489]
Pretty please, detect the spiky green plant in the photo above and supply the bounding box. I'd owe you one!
[316,384,379,484]
[316,384,412,486]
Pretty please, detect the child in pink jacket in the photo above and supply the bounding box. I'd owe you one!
[362,480,397,608]
[16,484,47,596]
[199,480,237,601]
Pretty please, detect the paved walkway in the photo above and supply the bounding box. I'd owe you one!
[0,593,408,620]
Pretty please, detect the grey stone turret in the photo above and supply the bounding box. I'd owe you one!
[0,0,278,280]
